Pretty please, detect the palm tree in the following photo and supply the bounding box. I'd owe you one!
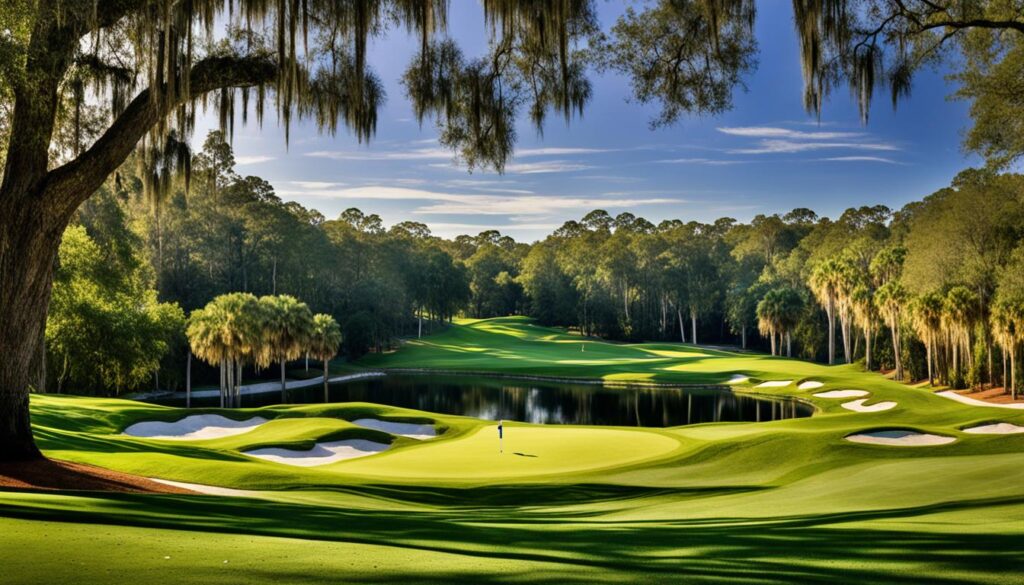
[875,281,908,381]
[910,292,944,386]
[992,297,1023,400]
[309,314,343,402]
[186,305,230,407]
[757,293,782,356]
[260,295,314,402]
[851,285,878,371]
[757,288,801,357]
[810,258,844,365]
[944,286,979,386]
[834,259,859,364]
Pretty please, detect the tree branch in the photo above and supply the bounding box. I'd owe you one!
[43,54,278,220]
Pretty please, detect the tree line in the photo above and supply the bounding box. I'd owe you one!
[47,132,1024,400]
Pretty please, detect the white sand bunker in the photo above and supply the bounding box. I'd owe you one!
[814,389,869,399]
[124,415,269,440]
[725,374,749,384]
[962,422,1024,435]
[841,399,897,412]
[245,439,389,467]
[756,380,792,388]
[797,381,824,390]
[352,418,436,440]
[846,430,955,446]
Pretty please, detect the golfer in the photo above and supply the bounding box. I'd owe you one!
[498,419,503,454]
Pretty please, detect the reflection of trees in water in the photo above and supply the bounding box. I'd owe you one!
[255,375,812,427]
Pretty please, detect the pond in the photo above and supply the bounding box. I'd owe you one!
[161,374,813,428]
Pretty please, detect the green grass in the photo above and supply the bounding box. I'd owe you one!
[4,317,1024,584]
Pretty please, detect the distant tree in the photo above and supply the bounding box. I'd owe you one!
[910,292,945,386]
[876,282,910,381]
[991,298,1023,399]
[810,259,845,365]
[851,285,878,371]
[260,295,314,402]
[309,314,343,403]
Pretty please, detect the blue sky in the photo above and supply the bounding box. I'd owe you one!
[195,1,979,241]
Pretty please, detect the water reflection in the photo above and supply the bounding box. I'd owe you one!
[169,374,812,428]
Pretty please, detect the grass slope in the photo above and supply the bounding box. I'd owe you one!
[3,317,1023,584]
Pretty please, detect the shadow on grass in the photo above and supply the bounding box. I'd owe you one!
[0,486,1020,584]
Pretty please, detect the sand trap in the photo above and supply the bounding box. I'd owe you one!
[846,430,955,446]
[797,381,824,390]
[149,478,261,497]
[937,391,1024,410]
[123,415,269,440]
[814,389,869,399]
[725,374,749,384]
[352,418,436,440]
[841,399,897,412]
[962,422,1024,434]
[245,439,389,467]
[756,380,792,388]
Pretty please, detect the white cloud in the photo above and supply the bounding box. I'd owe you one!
[820,156,901,164]
[305,145,609,165]
[289,181,345,189]
[730,139,899,155]
[306,148,451,161]
[654,157,747,165]
[717,126,862,140]
[515,147,614,156]
[235,155,276,165]
[277,185,680,216]
[502,160,595,174]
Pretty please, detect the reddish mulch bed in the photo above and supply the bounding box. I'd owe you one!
[0,458,195,494]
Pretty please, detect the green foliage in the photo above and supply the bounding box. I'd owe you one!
[47,225,184,394]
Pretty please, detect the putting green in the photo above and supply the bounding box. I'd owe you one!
[334,424,684,480]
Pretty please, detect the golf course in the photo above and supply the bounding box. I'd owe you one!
[3,317,1022,584]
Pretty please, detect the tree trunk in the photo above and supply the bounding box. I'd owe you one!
[219,360,226,408]
[236,360,243,407]
[1011,348,1017,401]
[1001,347,1007,392]
[323,358,329,403]
[769,330,776,356]
[0,205,63,460]
[280,358,287,403]
[418,307,423,339]
[272,256,277,295]
[186,350,192,408]
[840,313,852,364]
[826,296,835,365]
[926,339,933,386]
[677,309,685,343]
[741,326,747,349]
[865,326,872,371]
[891,321,902,382]
[786,332,792,357]
[690,310,697,346]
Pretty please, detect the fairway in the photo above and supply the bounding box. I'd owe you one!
[2,318,1022,584]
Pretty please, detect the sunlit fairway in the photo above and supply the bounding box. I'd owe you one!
[4,317,1024,584]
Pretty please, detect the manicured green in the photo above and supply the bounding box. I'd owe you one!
[4,317,1023,584]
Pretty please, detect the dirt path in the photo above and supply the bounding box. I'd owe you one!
[0,459,196,494]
